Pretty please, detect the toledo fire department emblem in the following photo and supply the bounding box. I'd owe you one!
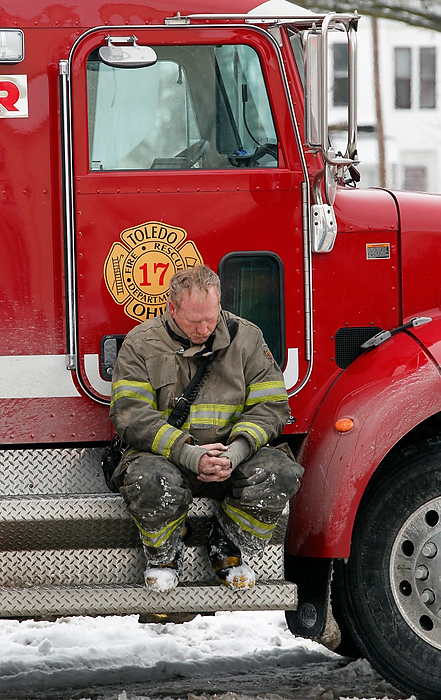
[104,221,203,323]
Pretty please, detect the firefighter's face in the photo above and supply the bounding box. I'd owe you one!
[169,288,220,344]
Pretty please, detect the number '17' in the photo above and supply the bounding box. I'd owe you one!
[139,262,169,287]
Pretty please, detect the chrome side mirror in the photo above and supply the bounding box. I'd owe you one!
[305,29,322,149]
[99,36,157,68]
[305,16,359,179]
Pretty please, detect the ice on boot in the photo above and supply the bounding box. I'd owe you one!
[144,566,179,591]
[143,535,185,591]
[224,563,255,590]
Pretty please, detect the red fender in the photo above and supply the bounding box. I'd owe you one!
[286,329,441,558]
[409,315,441,367]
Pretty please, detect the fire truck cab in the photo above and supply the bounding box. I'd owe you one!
[2,1,441,697]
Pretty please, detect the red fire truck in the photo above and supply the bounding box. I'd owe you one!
[1,0,441,696]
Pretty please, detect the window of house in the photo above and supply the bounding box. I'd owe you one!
[394,46,437,110]
[218,253,285,367]
[420,47,436,108]
[403,165,428,191]
[395,47,412,109]
[333,43,348,107]
[86,44,278,171]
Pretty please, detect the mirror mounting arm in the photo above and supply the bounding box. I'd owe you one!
[98,35,158,67]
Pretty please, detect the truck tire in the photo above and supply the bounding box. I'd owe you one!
[329,581,362,658]
[332,438,441,700]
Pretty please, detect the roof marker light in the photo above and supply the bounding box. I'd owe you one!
[0,30,24,63]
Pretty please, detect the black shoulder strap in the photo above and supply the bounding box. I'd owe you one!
[168,317,238,429]
[227,317,238,342]
[164,321,190,349]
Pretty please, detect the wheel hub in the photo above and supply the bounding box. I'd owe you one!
[390,497,441,648]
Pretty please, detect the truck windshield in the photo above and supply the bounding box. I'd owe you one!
[86,43,278,171]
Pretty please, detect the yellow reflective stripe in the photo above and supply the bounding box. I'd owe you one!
[110,380,157,409]
[163,404,243,430]
[191,402,242,416]
[245,381,288,406]
[132,511,187,549]
[221,501,276,541]
[229,421,268,450]
[152,423,182,458]
[189,403,243,427]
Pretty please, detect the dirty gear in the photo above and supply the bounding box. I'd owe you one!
[110,306,301,577]
[144,536,185,591]
[207,517,255,590]
[117,444,303,565]
[218,445,304,557]
[110,308,290,472]
[120,453,192,565]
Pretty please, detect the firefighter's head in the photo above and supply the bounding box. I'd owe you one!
[168,265,220,345]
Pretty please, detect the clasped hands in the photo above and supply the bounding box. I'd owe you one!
[197,443,232,482]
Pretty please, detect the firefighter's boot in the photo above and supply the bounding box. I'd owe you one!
[144,536,185,591]
[207,518,255,590]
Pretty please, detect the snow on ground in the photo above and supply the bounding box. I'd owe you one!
[0,611,416,700]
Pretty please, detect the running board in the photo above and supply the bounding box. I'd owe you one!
[0,581,297,618]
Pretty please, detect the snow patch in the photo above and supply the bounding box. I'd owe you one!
[0,612,414,699]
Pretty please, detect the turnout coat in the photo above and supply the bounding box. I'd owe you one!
[110,307,290,467]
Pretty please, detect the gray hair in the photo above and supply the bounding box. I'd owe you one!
[169,265,221,308]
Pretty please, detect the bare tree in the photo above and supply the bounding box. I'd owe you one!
[371,16,387,187]
[293,0,441,31]
[291,0,440,188]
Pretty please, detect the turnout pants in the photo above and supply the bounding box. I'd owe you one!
[113,446,304,566]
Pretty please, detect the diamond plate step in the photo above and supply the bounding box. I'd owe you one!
[0,542,286,586]
[0,495,289,588]
[0,448,294,617]
[0,581,297,618]
[0,447,108,496]
[0,495,287,550]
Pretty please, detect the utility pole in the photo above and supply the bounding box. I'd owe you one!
[372,16,387,187]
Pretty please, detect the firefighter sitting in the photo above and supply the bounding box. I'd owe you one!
[110,265,303,591]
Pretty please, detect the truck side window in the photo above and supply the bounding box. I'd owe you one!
[219,253,285,367]
[86,44,278,171]
[87,52,200,171]
[287,28,305,89]
[214,45,278,168]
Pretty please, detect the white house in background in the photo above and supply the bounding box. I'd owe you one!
[328,16,441,193]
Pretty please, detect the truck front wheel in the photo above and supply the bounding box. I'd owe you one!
[332,439,441,700]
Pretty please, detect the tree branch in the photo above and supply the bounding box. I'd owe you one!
[295,0,441,31]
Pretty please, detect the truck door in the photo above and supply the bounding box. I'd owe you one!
[63,24,308,402]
